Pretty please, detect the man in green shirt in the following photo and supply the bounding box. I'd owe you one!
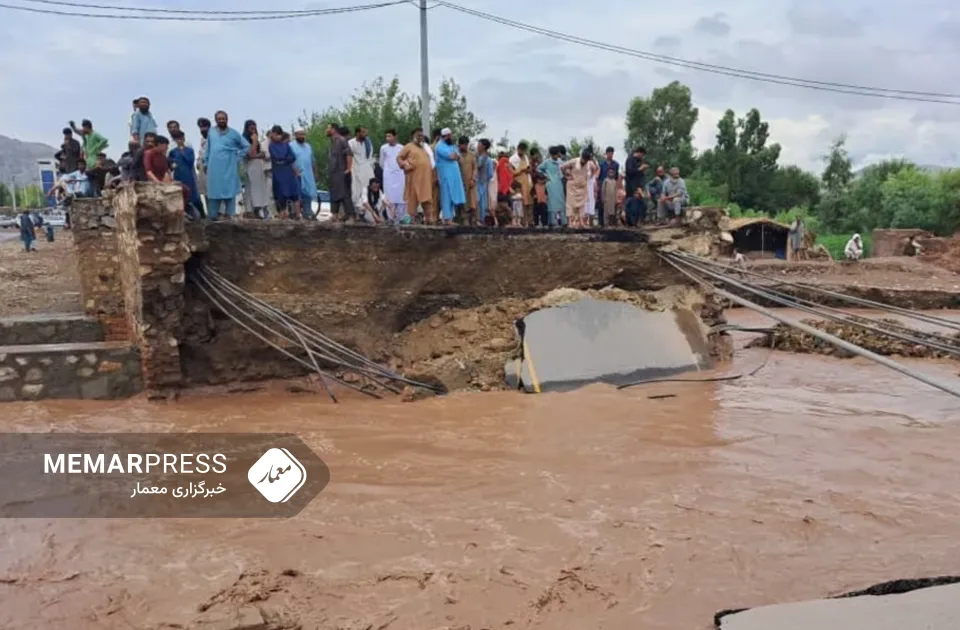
[70,119,109,164]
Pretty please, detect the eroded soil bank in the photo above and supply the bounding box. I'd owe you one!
[747,316,960,360]
[382,285,726,393]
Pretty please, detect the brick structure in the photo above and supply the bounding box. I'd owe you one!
[71,196,130,341]
[114,184,191,393]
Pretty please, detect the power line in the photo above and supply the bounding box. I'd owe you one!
[0,0,407,20]
[435,1,960,105]
[15,0,350,15]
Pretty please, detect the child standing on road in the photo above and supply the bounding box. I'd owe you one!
[533,173,549,227]
[19,210,36,253]
[510,181,524,227]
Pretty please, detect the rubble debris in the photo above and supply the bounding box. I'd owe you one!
[387,286,719,393]
[746,318,960,359]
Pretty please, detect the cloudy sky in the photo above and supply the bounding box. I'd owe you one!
[1,0,958,172]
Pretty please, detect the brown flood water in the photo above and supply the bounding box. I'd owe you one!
[2,310,960,629]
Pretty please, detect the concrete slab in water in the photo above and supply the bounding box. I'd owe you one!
[506,297,712,393]
[719,583,960,630]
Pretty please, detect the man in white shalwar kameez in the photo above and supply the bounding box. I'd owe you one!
[379,129,406,222]
[348,126,376,209]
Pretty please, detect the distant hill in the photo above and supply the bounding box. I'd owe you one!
[0,134,58,185]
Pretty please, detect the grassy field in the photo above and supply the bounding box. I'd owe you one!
[817,233,870,259]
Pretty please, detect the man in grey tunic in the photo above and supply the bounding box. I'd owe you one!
[659,167,689,221]
[789,216,806,260]
[326,123,355,220]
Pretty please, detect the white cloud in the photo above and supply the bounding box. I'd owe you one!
[0,0,957,177]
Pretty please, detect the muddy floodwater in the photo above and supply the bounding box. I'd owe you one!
[2,310,960,629]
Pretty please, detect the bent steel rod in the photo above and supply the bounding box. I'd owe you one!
[684,253,960,348]
[202,267,442,392]
[198,270,403,394]
[196,271,403,394]
[199,271,411,393]
[661,254,960,399]
[674,250,960,332]
[670,254,960,357]
[192,274,382,399]
[203,267,394,372]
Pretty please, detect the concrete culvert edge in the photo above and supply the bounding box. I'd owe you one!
[714,575,960,628]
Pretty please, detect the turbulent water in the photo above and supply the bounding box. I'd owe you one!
[1,310,960,629]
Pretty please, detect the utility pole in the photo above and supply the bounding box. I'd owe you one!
[10,177,17,214]
[419,0,431,135]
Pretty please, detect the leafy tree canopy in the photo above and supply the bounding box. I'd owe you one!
[299,76,486,188]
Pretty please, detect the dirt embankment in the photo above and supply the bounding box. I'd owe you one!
[922,236,960,275]
[724,257,960,310]
[382,285,719,394]
[0,231,81,316]
[748,317,960,360]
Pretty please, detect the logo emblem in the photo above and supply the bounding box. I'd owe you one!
[247,448,307,503]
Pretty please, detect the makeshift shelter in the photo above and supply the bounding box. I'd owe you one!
[723,217,792,260]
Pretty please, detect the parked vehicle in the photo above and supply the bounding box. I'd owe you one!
[44,211,67,227]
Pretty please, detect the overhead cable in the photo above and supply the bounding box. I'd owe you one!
[436,1,960,104]
[669,253,960,357]
[673,250,960,333]
[660,252,960,399]
[0,0,407,20]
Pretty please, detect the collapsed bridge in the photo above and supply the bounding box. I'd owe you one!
[67,183,960,400]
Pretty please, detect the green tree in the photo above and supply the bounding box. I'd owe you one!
[844,159,914,232]
[698,108,784,212]
[625,81,698,174]
[0,183,10,207]
[767,165,820,213]
[16,185,44,208]
[567,136,595,159]
[299,76,485,188]
[821,134,853,194]
[814,135,856,231]
[880,168,945,232]
[431,78,485,139]
[934,168,960,234]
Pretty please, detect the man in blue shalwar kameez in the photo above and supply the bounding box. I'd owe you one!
[434,128,466,224]
[290,128,318,219]
[202,110,251,220]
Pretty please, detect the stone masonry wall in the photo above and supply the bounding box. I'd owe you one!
[180,223,695,385]
[0,342,142,401]
[115,183,192,394]
[71,196,130,341]
[0,314,104,346]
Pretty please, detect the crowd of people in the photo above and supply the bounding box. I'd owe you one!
[48,96,694,228]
